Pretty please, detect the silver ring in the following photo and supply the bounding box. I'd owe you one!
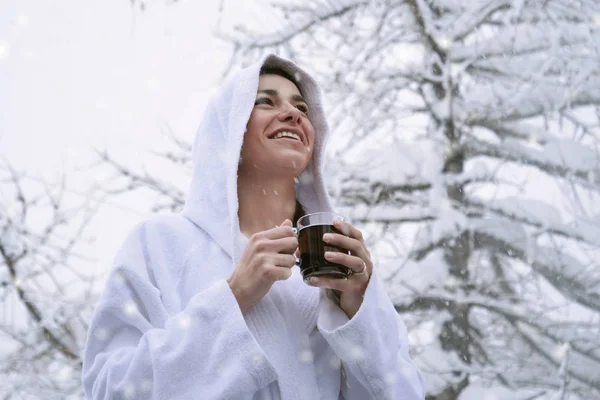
[352,262,367,276]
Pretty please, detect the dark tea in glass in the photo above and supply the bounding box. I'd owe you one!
[296,212,351,282]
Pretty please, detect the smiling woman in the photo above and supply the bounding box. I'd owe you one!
[238,68,315,238]
[81,54,425,400]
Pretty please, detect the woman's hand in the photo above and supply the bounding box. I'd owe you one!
[227,219,298,314]
[309,219,373,319]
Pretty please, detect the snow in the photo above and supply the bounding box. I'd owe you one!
[298,349,314,364]
[123,301,138,317]
[5,0,600,398]
[491,197,563,228]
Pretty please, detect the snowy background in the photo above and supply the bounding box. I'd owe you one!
[2,0,600,399]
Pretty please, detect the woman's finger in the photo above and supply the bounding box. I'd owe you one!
[333,220,364,244]
[270,236,300,254]
[324,252,369,280]
[308,276,357,292]
[322,232,368,260]
[272,253,297,268]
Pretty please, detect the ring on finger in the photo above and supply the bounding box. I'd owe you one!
[350,261,367,277]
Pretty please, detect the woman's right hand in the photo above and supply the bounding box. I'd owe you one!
[227,219,298,313]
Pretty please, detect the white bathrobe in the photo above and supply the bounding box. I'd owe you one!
[82,54,425,400]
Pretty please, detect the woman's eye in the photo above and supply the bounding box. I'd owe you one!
[254,98,273,106]
[296,104,309,114]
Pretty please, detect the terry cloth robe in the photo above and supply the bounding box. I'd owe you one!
[81,54,425,400]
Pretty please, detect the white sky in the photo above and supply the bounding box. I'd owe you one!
[1,0,237,273]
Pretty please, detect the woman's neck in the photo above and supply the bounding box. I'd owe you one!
[237,170,297,238]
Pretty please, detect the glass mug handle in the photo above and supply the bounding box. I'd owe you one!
[292,227,302,268]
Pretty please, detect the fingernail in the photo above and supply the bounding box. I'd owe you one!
[323,233,333,242]
[324,251,333,259]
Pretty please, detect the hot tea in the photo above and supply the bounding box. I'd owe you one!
[297,223,351,282]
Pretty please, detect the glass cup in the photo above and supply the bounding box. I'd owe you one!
[293,212,352,283]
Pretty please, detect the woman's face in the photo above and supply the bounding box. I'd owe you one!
[240,74,315,177]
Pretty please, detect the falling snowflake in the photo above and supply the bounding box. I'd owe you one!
[145,77,160,92]
[348,344,365,361]
[298,349,314,364]
[251,352,267,368]
[262,189,267,196]
[292,160,297,168]
[123,301,137,317]
[16,15,29,27]
[140,379,153,392]
[437,36,450,50]
[329,355,341,369]
[305,146,311,153]
[337,222,351,237]
[553,342,571,359]
[298,172,313,185]
[94,328,109,341]
[217,150,228,164]
[294,72,302,82]
[384,371,397,385]
[176,313,191,330]
[57,366,72,382]
[122,383,136,399]
[0,41,9,60]
[273,190,278,196]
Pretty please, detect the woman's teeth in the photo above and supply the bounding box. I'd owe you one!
[273,131,301,141]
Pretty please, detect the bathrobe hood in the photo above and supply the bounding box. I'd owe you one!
[182,54,334,263]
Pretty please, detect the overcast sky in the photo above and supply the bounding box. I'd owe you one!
[1,0,240,272]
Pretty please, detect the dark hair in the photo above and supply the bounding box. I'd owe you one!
[293,199,306,228]
[259,65,302,94]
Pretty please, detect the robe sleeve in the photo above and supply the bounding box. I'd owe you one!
[316,271,425,400]
[82,228,277,400]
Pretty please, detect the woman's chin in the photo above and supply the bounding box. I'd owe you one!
[275,155,309,174]
[239,150,310,177]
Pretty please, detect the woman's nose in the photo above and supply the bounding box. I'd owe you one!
[278,104,302,124]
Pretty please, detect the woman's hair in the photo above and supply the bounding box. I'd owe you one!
[293,199,306,228]
[259,65,302,94]
[260,64,306,227]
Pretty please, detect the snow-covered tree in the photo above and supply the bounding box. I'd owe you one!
[0,161,98,399]
[109,1,600,398]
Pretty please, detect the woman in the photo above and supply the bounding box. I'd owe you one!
[82,54,424,399]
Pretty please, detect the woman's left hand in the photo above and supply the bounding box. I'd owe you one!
[310,219,373,319]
